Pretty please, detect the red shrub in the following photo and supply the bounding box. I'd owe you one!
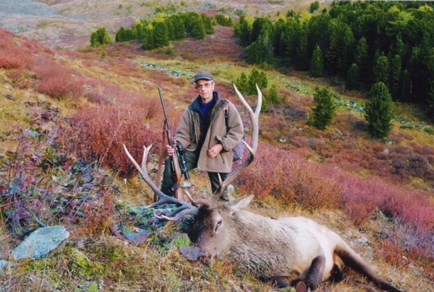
[67,90,181,176]
[336,174,385,225]
[375,238,412,269]
[0,30,34,70]
[238,143,342,209]
[34,59,84,99]
[411,143,434,156]
[0,53,24,69]
[291,136,325,149]
[37,77,84,99]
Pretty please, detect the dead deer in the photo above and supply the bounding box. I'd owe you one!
[123,84,403,292]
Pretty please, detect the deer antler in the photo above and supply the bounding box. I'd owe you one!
[123,144,199,219]
[123,83,261,219]
[209,83,262,202]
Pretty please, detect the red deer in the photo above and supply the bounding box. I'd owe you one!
[123,85,403,292]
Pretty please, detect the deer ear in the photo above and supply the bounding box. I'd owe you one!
[227,195,254,210]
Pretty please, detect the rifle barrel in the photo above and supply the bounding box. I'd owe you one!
[158,88,169,123]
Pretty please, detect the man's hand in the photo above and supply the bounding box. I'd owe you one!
[166,143,175,156]
[207,144,223,159]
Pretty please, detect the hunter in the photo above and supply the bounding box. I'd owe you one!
[160,71,244,201]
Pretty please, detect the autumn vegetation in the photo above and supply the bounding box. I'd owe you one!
[1,2,434,290]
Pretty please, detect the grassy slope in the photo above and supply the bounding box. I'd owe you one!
[1,4,433,292]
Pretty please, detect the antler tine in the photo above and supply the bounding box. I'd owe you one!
[156,207,198,221]
[184,190,211,206]
[123,144,198,216]
[210,83,262,202]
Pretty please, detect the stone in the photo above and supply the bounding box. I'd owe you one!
[182,181,192,188]
[0,260,10,269]
[12,226,69,260]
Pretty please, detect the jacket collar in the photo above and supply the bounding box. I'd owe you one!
[190,91,226,112]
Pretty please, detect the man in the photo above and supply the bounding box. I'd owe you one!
[161,71,244,201]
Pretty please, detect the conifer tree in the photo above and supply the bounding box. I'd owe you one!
[295,27,309,70]
[399,69,410,102]
[280,20,299,67]
[135,24,145,40]
[428,81,434,121]
[310,1,320,13]
[261,29,274,64]
[325,20,354,76]
[101,32,112,45]
[115,27,127,42]
[237,16,251,47]
[309,45,324,77]
[201,13,215,34]
[190,15,206,40]
[142,28,155,50]
[325,31,339,76]
[258,71,268,89]
[90,32,100,47]
[355,37,368,66]
[90,27,112,47]
[346,63,360,90]
[215,14,233,27]
[236,72,249,95]
[389,54,401,100]
[251,17,271,43]
[247,28,274,65]
[268,84,280,104]
[247,40,265,64]
[98,28,112,45]
[172,15,186,40]
[248,68,260,95]
[373,55,389,86]
[390,34,405,57]
[309,86,336,130]
[165,18,175,40]
[355,37,369,78]
[273,19,286,57]
[247,69,268,95]
[261,96,269,112]
[364,82,393,138]
[153,21,169,47]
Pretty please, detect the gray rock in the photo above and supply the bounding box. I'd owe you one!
[182,181,192,188]
[0,260,10,269]
[12,226,69,260]
[356,236,368,245]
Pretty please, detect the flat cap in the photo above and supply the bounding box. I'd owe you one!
[194,71,214,82]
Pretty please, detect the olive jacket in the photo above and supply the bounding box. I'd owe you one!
[175,91,244,173]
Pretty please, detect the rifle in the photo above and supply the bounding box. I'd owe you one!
[156,88,189,201]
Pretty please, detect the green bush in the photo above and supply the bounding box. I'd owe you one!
[424,126,434,134]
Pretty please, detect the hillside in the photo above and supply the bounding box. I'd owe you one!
[0,0,321,50]
[1,1,434,292]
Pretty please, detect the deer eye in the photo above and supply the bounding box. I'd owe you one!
[214,220,223,233]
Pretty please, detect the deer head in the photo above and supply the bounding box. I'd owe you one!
[123,83,262,233]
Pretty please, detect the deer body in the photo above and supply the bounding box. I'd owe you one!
[193,201,322,280]
[190,195,402,292]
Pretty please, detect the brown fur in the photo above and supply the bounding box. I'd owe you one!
[188,195,403,292]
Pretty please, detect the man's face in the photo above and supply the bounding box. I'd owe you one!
[195,79,215,102]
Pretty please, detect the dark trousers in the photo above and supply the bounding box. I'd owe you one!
[160,150,229,197]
